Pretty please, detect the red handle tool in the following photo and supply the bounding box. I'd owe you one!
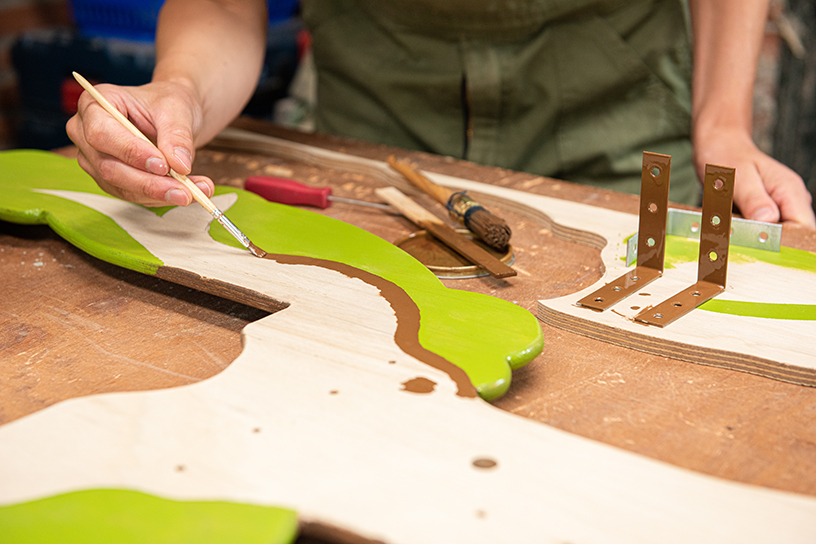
[245,176,394,212]
[245,176,333,209]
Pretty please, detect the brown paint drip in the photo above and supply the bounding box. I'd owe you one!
[472,458,498,469]
[256,251,478,398]
[401,377,437,394]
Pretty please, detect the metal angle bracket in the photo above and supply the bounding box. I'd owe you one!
[576,152,670,311]
[635,164,735,327]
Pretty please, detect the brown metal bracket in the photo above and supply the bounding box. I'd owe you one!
[634,164,735,327]
[576,152,670,311]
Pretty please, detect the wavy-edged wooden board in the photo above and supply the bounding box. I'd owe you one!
[1,142,815,542]
[214,127,816,387]
[0,179,814,544]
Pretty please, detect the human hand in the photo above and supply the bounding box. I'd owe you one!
[692,128,816,229]
[66,80,214,207]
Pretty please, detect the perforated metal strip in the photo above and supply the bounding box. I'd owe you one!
[635,164,735,327]
[577,152,670,311]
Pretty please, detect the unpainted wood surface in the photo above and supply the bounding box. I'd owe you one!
[2,121,816,508]
[2,187,815,544]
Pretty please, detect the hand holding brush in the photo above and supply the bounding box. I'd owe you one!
[387,156,511,250]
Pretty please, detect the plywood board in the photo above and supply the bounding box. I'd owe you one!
[213,128,816,386]
[2,147,816,542]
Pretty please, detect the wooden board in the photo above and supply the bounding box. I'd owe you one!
[0,178,815,541]
[4,137,812,540]
[212,127,816,386]
[0,150,543,401]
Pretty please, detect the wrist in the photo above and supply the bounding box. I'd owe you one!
[691,111,753,150]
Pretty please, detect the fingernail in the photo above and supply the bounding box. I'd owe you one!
[165,189,189,206]
[174,147,192,173]
[146,157,168,176]
[195,181,212,197]
[753,207,775,222]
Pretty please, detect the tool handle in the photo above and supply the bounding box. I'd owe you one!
[245,176,332,209]
[387,156,452,205]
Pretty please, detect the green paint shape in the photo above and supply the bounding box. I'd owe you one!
[0,489,298,544]
[663,235,816,273]
[0,151,162,274]
[628,235,816,321]
[0,150,543,400]
[700,300,816,320]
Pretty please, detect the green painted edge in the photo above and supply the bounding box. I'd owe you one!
[699,300,816,320]
[0,150,543,400]
[626,235,816,320]
[0,488,299,544]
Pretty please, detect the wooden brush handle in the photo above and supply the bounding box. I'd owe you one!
[387,156,452,205]
[375,187,516,279]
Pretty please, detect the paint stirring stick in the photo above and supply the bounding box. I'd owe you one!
[71,71,266,258]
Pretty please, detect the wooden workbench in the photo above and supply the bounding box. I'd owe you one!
[2,121,816,538]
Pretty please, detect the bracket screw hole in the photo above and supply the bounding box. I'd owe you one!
[612,286,622,292]
[646,237,656,247]
[651,166,661,178]
[709,251,718,262]
[594,297,604,302]
[711,215,721,227]
[648,202,658,213]
[714,177,725,190]
[653,313,664,319]
[691,222,700,233]
[759,231,769,243]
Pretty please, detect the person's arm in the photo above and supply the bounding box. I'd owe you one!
[689,0,815,228]
[66,0,268,206]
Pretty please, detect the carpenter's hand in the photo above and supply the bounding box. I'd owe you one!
[66,80,214,207]
[693,128,816,229]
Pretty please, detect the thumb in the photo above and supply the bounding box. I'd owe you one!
[732,165,780,223]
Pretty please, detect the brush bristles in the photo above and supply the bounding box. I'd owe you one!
[467,209,512,250]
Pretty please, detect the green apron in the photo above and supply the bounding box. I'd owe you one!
[302,0,699,205]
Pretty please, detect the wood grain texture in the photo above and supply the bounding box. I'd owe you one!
[197,122,816,500]
[3,129,816,541]
[1,185,815,542]
[0,150,543,400]
[211,126,816,386]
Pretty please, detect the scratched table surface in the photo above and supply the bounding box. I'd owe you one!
[2,120,816,541]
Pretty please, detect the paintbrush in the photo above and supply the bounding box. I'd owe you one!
[375,187,516,279]
[387,156,511,250]
[71,71,266,258]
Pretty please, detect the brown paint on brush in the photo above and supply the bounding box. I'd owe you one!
[247,242,267,258]
[401,377,437,394]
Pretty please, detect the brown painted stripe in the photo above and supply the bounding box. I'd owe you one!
[157,251,478,398]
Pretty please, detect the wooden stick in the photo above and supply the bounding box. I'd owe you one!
[375,187,516,279]
[71,72,266,258]
[388,156,512,250]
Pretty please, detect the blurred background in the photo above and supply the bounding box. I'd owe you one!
[1,0,814,213]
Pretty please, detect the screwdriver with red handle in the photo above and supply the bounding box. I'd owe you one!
[245,176,395,212]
